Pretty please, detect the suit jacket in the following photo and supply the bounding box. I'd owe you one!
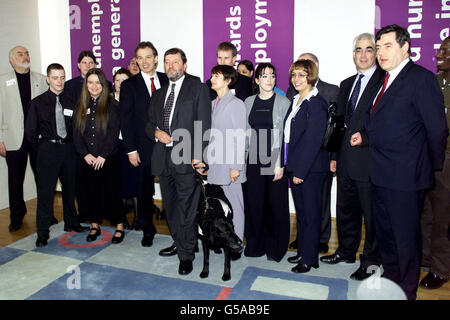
[286,79,339,105]
[366,60,449,191]
[207,90,247,185]
[335,66,385,181]
[206,73,253,102]
[283,94,329,180]
[0,70,48,150]
[120,71,169,165]
[146,74,211,175]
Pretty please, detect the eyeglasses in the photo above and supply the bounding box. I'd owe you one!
[290,72,308,79]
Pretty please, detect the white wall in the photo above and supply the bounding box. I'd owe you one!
[0,0,43,210]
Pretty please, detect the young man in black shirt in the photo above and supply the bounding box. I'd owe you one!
[25,63,88,247]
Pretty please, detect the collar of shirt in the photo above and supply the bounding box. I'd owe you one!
[165,74,186,104]
[349,64,377,103]
[141,71,161,95]
[385,58,410,90]
[292,86,319,109]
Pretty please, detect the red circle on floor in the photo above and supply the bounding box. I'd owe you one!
[58,230,113,248]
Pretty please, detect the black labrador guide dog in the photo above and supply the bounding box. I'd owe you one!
[196,172,243,281]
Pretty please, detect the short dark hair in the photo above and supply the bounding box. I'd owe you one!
[254,63,276,79]
[134,41,158,57]
[46,63,64,76]
[375,24,411,55]
[113,68,132,81]
[210,64,238,86]
[77,50,97,64]
[289,59,318,86]
[164,48,187,64]
[238,60,254,73]
[217,42,237,57]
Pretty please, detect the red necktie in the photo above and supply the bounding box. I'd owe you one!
[150,77,156,93]
[370,72,390,119]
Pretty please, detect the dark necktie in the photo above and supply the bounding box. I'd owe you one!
[348,74,364,118]
[150,77,156,93]
[370,72,390,119]
[55,95,67,139]
[162,83,176,134]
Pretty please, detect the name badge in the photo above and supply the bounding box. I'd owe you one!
[230,89,236,96]
[86,108,91,115]
[6,78,16,87]
[63,109,73,117]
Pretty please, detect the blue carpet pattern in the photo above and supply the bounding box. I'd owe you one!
[0,223,362,300]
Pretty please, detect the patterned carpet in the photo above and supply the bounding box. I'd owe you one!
[0,222,367,300]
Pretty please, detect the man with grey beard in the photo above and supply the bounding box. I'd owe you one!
[146,48,211,276]
[0,46,48,232]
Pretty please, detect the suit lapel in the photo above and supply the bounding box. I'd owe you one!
[136,73,151,102]
[170,77,189,132]
[353,68,384,117]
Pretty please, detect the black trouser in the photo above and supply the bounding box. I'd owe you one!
[36,141,78,238]
[158,147,200,261]
[371,184,424,300]
[135,162,157,237]
[74,155,88,219]
[5,138,37,224]
[335,173,380,268]
[320,171,333,244]
[81,152,125,226]
[244,163,290,262]
[421,155,450,279]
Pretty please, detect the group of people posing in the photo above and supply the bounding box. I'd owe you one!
[0,24,449,300]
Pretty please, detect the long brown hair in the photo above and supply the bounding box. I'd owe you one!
[75,68,111,135]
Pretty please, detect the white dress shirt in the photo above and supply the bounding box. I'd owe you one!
[349,65,377,109]
[163,74,185,147]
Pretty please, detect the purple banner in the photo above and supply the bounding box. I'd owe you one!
[68,0,140,82]
[203,0,294,92]
[375,0,450,73]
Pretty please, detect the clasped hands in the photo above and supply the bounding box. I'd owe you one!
[84,154,105,170]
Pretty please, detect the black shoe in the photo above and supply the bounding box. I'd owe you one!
[231,252,242,261]
[289,240,298,249]
[287,255,302,264]
[86,226,101,242]
[64,224,90,232]
[178,260,193,275]
[51,216,58,226]
[319,243,329,254]
[291,263,319,274]
[320,253,355,264]
[350,266,374,281]
[141,235,154,247]
[419,272,449,290]
[159,243,177,256]
[8,221,22,232]
[36,236,49,247]
[111,230,125,244]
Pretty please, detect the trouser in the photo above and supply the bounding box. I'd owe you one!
[135,162,157,237]
[320,171,333,244]
[291,172,326,266]
[244,163,290,262]
[335,173,380,268]
[158,147,200,261]
[36,141,78,238]
[221,182,244,242]
[5,138,37,223]
[81,152,125,226]
[421,155,450,279]
[371,184,424,300]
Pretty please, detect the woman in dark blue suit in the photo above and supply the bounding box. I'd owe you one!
[283,60,329,273]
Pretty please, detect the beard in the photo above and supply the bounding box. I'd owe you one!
[166,68,184,82]
[12,56,30,70]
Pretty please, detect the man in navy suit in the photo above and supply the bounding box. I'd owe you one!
[146,48,211,275]
[351,24,448,300]
[321,33,383,281]
[120,41,169,247]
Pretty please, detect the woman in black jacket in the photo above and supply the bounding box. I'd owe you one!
[73,68,126,244]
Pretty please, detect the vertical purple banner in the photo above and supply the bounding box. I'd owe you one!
[375,0,450,73]
[68,0,140,82]
[203,0,294,92]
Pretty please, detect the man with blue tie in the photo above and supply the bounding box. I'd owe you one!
[351,25,448,300]
[321,33,383,281]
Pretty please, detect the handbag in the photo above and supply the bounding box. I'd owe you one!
[322,101,346,152]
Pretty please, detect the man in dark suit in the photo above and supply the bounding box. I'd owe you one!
[320,33,383,281]
[120,41,168,247]
[206,42,253,102]
[351,24,448,300]
[287,53,339,254]
[146,48,211,275]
